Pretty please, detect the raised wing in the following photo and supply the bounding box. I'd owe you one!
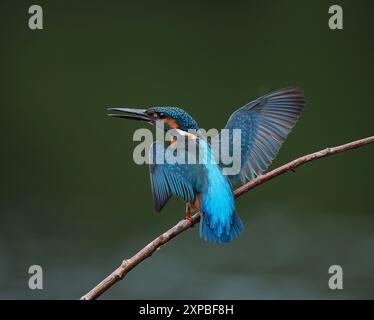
[223,87,306,185]
[149,139,207,211]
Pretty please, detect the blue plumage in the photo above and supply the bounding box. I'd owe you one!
[223,87,306,184]
[108,86,306,244]
[199,156,244,243]
[152,107,199,132]
[150,137,243,243]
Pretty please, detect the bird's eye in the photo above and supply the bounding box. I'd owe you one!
[157,112,166,118]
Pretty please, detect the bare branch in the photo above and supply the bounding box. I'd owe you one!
[80,136,374,300]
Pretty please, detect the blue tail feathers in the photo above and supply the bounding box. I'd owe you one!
[200,212,244,244]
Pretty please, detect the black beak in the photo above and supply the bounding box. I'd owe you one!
[107,108,153,123]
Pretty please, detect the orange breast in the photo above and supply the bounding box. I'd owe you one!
[192,193,201,211]
[165,118,179,129]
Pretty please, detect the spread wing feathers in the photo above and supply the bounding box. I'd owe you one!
[149,140,206,212]
[224,87,306,185]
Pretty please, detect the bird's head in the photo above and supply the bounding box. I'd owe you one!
[108,106,199,132]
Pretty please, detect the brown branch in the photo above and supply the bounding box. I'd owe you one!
[80,136,374,300]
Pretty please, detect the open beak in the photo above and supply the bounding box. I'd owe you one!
[107,108,153,123]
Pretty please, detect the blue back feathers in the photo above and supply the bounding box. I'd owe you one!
[200,153,244,243]
[149,138,243,243]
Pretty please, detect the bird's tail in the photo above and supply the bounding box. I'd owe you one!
[200,212,244,244]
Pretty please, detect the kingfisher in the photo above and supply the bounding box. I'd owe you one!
[108,87,306,244]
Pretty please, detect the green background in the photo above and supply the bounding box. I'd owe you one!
[0,0,373,299]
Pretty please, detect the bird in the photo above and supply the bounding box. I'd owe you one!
[108,87,306,244]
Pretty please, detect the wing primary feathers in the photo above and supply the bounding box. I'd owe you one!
[222,86,306,185]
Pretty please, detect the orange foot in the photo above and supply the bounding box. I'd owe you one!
[185,203,192,221]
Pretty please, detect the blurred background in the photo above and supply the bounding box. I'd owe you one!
[0,0,373,299]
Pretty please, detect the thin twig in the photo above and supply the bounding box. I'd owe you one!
[80,136,374,300]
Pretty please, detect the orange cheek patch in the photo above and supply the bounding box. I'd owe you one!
[165,118,179,129]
